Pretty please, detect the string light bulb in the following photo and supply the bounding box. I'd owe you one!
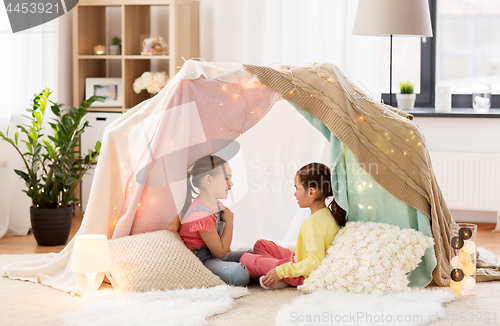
[459,227,472,240]
[462,275,475,290]
[450,255,460,269]
[462,240,476,254]
[450,268,464,282]
[450,280,462,293]
[458,251,471,265]
[462,263,476,276]
[451,236,464,249]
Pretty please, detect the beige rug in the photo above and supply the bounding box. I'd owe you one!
[1,254,499,326]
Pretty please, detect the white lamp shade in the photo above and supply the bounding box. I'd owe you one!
[353,0,433,37]
[70,235,112,273]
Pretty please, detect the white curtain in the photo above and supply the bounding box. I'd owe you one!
[0,10,71,237]
[201,0,382,99]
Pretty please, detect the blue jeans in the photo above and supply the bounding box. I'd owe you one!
[193,245,252,286]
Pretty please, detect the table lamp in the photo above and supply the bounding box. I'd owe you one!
[353,0,433,106]
[70,234,112,298]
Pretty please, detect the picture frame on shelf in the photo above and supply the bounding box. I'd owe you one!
[85,78,123,107]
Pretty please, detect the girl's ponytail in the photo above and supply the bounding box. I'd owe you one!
[328,197,346,227]
[179,170,197,222]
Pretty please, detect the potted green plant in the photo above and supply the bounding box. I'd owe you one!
[110,36,121,55]
[0,88,103,246]
[396,81,416,111]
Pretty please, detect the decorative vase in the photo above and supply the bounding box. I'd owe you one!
[110,44,121,55]
[449,223,477,295]
[30,206,73,246]
[396,93,416,111]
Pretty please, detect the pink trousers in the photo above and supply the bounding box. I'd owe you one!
[240,239,304,286]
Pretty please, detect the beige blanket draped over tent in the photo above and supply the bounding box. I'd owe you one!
[243,62,500,286]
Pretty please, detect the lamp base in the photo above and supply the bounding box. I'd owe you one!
[80,273,100,300]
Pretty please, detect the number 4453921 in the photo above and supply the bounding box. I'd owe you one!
[6,2,60,14]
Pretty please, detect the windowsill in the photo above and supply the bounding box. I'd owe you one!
[408,108,500,118]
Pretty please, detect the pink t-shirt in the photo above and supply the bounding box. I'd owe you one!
[179,197,219,251]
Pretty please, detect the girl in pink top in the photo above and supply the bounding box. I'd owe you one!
[177,155,250,286]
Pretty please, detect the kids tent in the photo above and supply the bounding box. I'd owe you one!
[4,60,500,293]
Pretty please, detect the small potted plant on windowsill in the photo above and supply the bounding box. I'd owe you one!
[0,88,103,246]
[110,36,121,55]
[396,81,416,111]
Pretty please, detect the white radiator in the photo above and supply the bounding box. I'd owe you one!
[429,152,500,231]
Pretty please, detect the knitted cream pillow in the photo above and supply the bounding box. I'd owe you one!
[299,221,434,295]
[108,230,224,292]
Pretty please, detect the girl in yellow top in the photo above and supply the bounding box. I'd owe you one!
[240,162,346,289]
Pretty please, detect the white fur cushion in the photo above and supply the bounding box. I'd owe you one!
[299,221,434,295]
[108,230,224,292]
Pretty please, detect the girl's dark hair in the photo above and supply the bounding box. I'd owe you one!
[297,162,346,227]
[179,155,228,221]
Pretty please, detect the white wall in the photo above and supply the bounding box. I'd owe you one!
[413,116,500,223]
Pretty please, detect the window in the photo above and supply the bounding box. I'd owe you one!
[382,0,500,108]
[437,0,500,96]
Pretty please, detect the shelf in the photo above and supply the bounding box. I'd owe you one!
[78,55,122,59]
[73,0,199,112]
[78,55,170,60]
[409,108,500,119]
[124,55,170,59]
[88,107,126,112]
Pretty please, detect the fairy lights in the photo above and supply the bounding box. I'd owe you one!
[450,224,477,294]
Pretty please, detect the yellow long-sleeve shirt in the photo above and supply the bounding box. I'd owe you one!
[275,207,341,279]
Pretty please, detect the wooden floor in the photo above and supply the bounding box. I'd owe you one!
[0,216,83,254]
[0,219,499,257]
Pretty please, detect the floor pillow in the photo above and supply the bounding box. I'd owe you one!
[299,221,434,294]
[108,230,225,292]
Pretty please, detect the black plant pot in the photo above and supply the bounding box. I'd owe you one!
[30,206,73,246]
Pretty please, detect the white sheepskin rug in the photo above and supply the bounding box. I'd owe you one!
[63,285,248,326]
[276,288,455,326]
